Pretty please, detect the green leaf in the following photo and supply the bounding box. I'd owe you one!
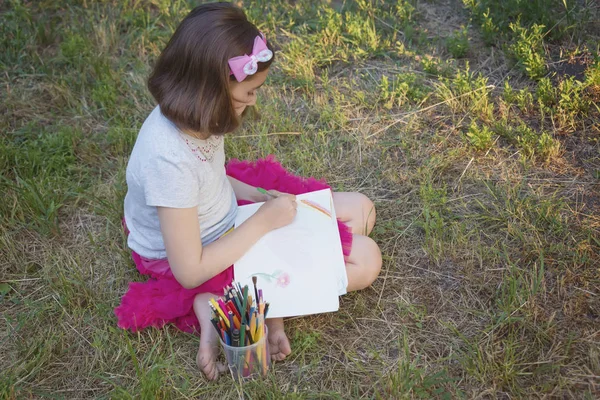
[0,282,10,295]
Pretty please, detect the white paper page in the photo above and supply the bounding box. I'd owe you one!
[234,189,346,318]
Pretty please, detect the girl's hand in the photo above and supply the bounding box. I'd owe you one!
[258,189,287,202]
[266,189,283,198]
[254,194,297,231]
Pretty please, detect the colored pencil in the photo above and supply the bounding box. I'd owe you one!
[210,299,230,328]
[241,286,248,324]
[232,329,240,347]
[231,287,243,314]
[257,187,276,198]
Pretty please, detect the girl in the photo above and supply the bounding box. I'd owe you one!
[115,2,382,380]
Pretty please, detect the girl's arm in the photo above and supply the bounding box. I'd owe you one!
[227,176,269,202]
[157,194,296,289]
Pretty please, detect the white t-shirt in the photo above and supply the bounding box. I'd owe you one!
[124,106,237,259]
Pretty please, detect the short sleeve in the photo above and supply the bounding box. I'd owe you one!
[141,153,200,208]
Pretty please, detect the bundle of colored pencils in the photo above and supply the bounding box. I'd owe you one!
[208,277,269,347]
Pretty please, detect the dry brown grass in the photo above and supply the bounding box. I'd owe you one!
[1,0,599,398]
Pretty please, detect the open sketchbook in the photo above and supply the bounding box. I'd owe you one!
[234,189,347,318]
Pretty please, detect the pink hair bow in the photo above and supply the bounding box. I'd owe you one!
[228,35,273,82]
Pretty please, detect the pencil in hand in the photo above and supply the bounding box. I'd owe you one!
[257,187,277,199]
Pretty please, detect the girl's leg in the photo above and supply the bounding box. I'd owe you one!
[333,192,381,291]
[345,234,382,292]
[333,192,376,236]
[193,292,225,380]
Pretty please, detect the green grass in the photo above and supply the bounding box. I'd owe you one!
[446,26,470,59]
[1,0,599,398]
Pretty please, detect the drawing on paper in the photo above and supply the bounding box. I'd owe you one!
[234,189,347,318]
[248,270,291,288]
[300,199,332,218]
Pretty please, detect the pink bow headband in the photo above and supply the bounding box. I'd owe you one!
[228,35,273,82]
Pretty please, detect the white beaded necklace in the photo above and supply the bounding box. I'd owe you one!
[180,134,222,163]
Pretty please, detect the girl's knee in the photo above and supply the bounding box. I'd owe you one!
[358,194,376,234]
[353,235,381,287]
[358,193,376,218]
[193,292,215,309]
[364,236,382,285]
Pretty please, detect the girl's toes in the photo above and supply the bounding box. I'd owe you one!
[217,361,228,374]
[197,345,220,380]
[269,333,291,361]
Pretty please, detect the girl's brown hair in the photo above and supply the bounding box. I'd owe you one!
[148,2,274,135]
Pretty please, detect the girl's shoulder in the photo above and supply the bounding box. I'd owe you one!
[136,107,188,155]
[129,106,196,169]
[139,106,179,139]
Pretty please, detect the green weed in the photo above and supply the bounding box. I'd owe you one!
[275,0,415,89]
[417,179,451,262]
[494,121,560,162]
[508,22,547,80]
[536,77,556,109]
[463,0,576,40]
[479,8,498,46]
[59,32,91,66]
[379,73,430,109]
[446,26,470,59]
[536,76,592,132]
[421,56,455,78]
[378,332,458,399]
[465,121,494,151]
[436,64,493,120]
[463,0,595,84]
[503,80,535,113]
[586,62,600,89]
[555,77,591,130]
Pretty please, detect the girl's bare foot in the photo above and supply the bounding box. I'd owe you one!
[266,318,291,361]
[193,293,226,380]
[196,337,221,381]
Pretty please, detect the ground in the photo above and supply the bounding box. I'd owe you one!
[1,0,599,398]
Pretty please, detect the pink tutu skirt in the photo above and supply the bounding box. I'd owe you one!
[114,157,353,334]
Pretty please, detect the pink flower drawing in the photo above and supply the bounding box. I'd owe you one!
[276,272,291,288]
[249,270,292,288]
